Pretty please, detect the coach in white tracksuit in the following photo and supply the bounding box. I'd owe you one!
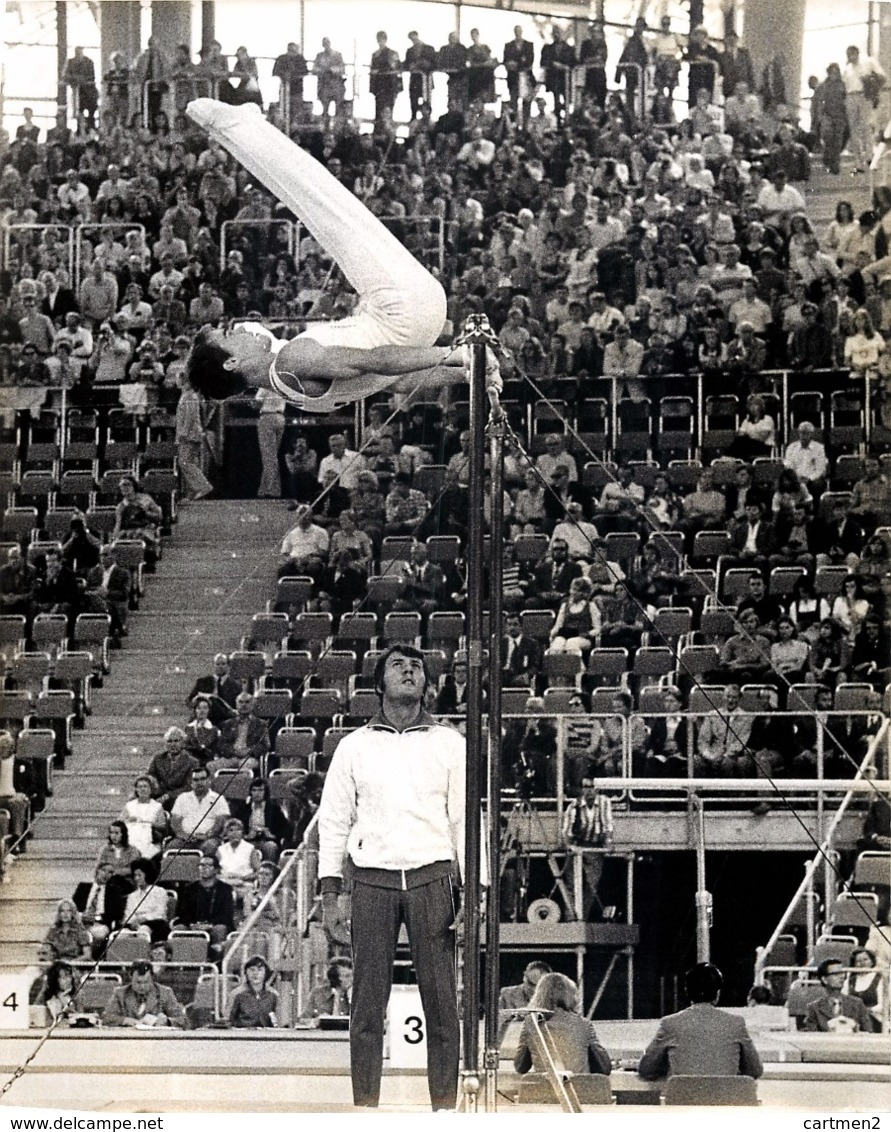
[317,644,466,1111]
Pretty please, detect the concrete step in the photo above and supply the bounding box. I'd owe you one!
[69,715,168,736]
[2,861,93,890]
[0,898,58,925]
[0,944,43,967]
[0,920,49,942]
[87,694,185,716]
[49,784,129,809]
[15,839,95,861]
[30,817,107,841]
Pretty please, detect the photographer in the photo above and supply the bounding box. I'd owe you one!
[562,776,613,921]
[90,319,134,384]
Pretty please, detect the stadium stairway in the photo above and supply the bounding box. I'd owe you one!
[804,153,875,232]
[0,500,293,972]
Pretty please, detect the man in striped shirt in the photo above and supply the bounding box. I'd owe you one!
[562,776,613,920]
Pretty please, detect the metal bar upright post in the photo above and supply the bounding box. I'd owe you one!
[483,338,506,1112]
[461,314,488,1110]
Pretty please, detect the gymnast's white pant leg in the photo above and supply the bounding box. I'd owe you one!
[186,99,446,349]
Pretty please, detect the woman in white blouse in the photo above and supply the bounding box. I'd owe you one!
[120,775,167,859]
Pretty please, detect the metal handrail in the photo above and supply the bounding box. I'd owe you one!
[754,717,890,985]
[217,811,318,1020]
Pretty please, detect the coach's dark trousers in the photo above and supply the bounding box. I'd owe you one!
[349,862,459,1110]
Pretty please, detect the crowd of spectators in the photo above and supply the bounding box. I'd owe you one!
[2,15,891,1028]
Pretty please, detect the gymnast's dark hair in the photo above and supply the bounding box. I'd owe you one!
[184,327,251,399]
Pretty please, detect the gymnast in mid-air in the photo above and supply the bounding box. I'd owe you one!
[185,98,495,411]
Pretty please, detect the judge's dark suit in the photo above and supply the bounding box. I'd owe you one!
[188,674,242,726]
[42,287,79,322]
[73,876,130,933]
[637,1002,764,1080]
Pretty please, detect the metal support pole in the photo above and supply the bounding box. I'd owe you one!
[691,793,711,962]
[461,314,489,1111]
[55,2,68,113]
[483,338,506,1113]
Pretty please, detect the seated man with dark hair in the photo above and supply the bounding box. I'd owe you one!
[638,962,763,1080]
[182,99,493,414]
[176,854,236,951]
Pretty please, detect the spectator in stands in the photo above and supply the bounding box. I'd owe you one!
[80,258,119,326]
[279,505,330,580]
[384,472,429,536]
[42,961,85,1022]
[96,819,142,879]
[850,615,891,690]
[83,543,130,642]
[499,960,553,1014]
[214,691,269,775]
[188,281,225,327]
[115,283,153,339]
[728,496,776,568]
[804,958,873,1033]
[146,726,199,808]
[103,959,187,1028]
[229,955,279,1028]
[113,476,162,566]
[350,470,387,547]
[806,618,851,688]
[527,538,582,611]
[783,421,828,495]
[645,687,691,777]
[513,467,548,534]
[0,546,36,619]
[551,501,599,563]
[369,31,402,130]
[597,690,647,778]
[845,949,884,1032]
[166,766,229,856]
[121,856,171,941]
[501,613,541,690]
[120,775,167,860]
[851,458,891,533]
[736,573,785,640]
[176,854,236,951]
[548,576,601,657]
[718,607,773,685]
[638,962,763,1080]
[0,731,28,846]
[18,293,55,354]
[770,617,811,685]
[756,170,807,233]
[829,575,873,643]
[309,958,353,1018]
[231,778,287,862]
[43,898,93,961]
[318,432,367,492]
[860,795,891,853]
[814,497,864,571]
[313,38,347,124]
[435,657,471,717]
[216,817,261,905]
[188,654,241,727]
[695,684,753,776]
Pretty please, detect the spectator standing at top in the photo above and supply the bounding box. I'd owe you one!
[313,39,346,124]
[133,36,171,131]
[272,42,308,126]
[843,45,886,173]
[813,64,849,175]
[64,47,99,133]
[404,32,436,118]
[369,32,402,130]
[503,25,535,122]
[720,31,754,98]
[541,27,576,125]
[686,26,722,109]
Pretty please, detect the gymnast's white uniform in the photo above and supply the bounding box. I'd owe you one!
[185,99,448,414]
